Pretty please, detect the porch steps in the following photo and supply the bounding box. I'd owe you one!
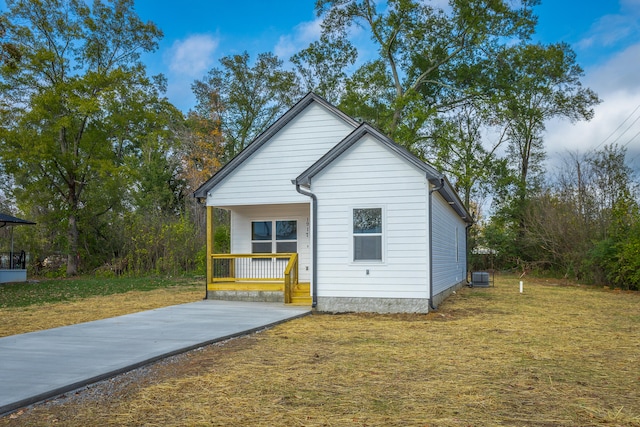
[289,282,312,306]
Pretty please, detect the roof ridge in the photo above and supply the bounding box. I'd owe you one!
[193,92,358,199]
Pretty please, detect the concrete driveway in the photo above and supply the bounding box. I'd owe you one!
[0,300,311,415]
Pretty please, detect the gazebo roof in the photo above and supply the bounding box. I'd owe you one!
[0,213,36,228]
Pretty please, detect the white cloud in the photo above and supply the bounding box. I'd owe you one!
[622,0,640,11]
[577,15,635,50]
[274,19,322,59]
[544,42,640,172]
[577,1,640,50]
[161,34,220,112]
[548,2,640,173]
[165,34,219,78]
[584,43,640,95]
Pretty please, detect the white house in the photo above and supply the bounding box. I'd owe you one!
[194,93,472,313]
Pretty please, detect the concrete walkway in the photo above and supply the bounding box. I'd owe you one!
[0,300,311,415]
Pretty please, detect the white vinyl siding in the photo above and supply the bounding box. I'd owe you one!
[311,135,430,299]
[431,192,467,296]
[207,102,355,207]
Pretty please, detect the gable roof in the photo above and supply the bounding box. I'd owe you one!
[435,175,473,223]
[295,123,441,185]
[295,123,473,223]
[193,92,359,199]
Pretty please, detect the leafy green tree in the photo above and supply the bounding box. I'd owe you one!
[494,43,600,203]
[311,3,599,250]
[582,145,639,288]
[192,52,301,160]
[315,0,539,149]
[484,42,600,269]
[124,91,186,215]
[179,96,227,244]
[181,91,225,195]
[427,102,507,212]
[611,218,640,290]
[0,0,165,275]
[495,144,640,282]
[290,34,357,104]
[589,144,638,235]
[0,15,20,69]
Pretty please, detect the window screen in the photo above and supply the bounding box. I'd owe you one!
[353,208,382,261]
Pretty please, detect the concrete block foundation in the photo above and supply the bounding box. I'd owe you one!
[206,290,283,303]
[315,297,430,314]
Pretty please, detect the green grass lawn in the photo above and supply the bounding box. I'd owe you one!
[0,276,203,308]
[0,276,204,337]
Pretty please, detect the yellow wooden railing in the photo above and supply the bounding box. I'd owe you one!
[283,253,298,304]
[209,253,298,302]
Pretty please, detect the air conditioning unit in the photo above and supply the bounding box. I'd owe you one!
[471,271,491,288]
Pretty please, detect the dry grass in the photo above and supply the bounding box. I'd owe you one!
[2,275,639,426]
[0,285,204,337]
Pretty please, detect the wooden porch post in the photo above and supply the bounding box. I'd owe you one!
[206,206,215,288]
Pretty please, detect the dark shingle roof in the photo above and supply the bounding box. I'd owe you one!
[295,123,472,223]
[0,213,36,228]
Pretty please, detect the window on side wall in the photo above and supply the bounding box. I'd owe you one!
[353,208,382,261]
[455,226,459,263]
[251,220,297,253]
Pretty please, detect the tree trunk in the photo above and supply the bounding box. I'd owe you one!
[66,212,79,276]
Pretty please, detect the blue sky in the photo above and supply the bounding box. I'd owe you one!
[531,1,640,172]
[133,0,640,173]
[1,0,636,171]
[135,1,631,109]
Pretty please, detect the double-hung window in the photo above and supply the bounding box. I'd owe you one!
[251,220,297,253]
[455,227,459,263]
[353,208,382,261]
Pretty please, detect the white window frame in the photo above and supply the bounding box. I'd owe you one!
[351,207,384,263]
[455,226,459,263]
[251,219,298,254]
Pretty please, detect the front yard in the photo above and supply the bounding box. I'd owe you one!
[1,275,639,426]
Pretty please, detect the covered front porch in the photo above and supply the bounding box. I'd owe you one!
[207,253,311,305]
[204,203,312,306]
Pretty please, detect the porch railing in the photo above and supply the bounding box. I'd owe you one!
[210,253,298,302]
[0,251,27,270]
[283,253,298,304]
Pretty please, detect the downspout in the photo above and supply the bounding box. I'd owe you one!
[295,184,318,308]
[428,177,444,311]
